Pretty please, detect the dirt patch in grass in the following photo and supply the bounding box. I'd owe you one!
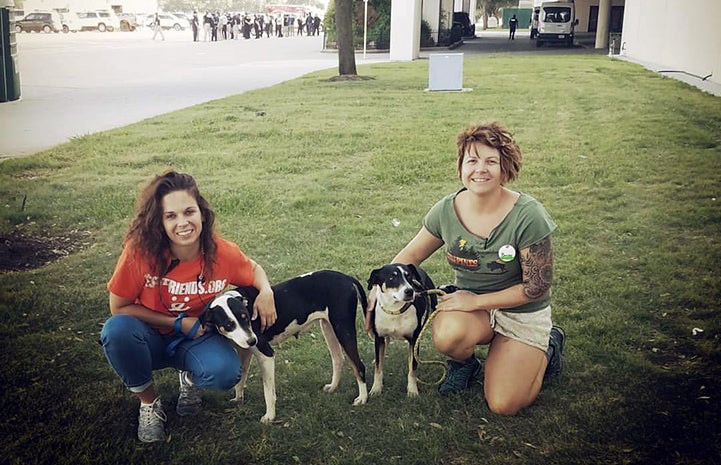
[322,75,376,82]
[0,229,89,272]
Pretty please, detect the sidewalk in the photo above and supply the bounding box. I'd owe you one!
[0,32,386,159]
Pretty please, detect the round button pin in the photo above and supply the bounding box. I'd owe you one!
[498,245,516,262]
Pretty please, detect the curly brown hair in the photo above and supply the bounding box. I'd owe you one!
[455,122,522,185]
[124,170,217,276]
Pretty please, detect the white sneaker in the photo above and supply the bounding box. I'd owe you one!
[176,371,202,416]
[138,397,167,443]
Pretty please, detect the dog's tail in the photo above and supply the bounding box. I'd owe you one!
[350,276,368,313]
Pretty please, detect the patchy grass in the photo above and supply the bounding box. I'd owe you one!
[1,54,720,465]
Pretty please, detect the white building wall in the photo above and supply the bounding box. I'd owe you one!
[422,0,440,38]
[390,0,422,60]
[622,0,721,86]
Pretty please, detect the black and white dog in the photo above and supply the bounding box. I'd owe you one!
[201,270,368,423]
[367,264,436,397]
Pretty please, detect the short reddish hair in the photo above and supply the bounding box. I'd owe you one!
[456,122,522,185]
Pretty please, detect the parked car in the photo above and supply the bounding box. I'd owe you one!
[118,13,139,31]
[14,11,62,33]
[98,10,121,31]
[536,1,577,47]
[76,10,120,32]
[172,12,191,24]
[452,11,475,38]
[145,13,189,31]
[59,12,82,32]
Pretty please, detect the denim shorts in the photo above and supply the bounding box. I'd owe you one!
[100,314,242,393]
[489,305,553,351]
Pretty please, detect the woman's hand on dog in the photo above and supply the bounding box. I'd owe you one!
[436,290,480,313]
[252,287,277,332]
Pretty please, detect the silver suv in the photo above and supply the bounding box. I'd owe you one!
[145,13,188,31]
[76,10,120,31]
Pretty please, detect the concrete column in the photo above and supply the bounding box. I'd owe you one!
[594,0,611,49]
[390,0,422,61]
[469,0,478,25]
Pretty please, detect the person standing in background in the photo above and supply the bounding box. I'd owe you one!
[151,13,164,41]
[509,14,518,40]
[191,11,199,41]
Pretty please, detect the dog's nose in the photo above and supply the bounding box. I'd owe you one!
[404,288,414,299]
[248,336,257,346]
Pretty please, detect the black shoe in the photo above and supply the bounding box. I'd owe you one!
[438,355,481,395]
[545,326,565,379]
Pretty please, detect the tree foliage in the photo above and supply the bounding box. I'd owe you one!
[477,0,515,29]
[323,0,391,49]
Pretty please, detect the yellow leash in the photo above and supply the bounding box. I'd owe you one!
[413,289,448,386]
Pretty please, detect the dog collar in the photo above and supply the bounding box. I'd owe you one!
[379,301,413,315]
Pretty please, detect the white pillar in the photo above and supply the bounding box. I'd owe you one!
[594,0,611,49]
[390,0,422,61]
[468,0,478,24]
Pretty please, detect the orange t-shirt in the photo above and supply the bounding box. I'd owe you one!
[107,237,255,333]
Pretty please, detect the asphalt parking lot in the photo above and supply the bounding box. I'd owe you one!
[0,30,371,158]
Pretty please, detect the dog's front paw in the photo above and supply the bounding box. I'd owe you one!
[260,413,275,424]
[369,383,383,397]
[407,378,419,397]
[230,393,245,404]
[353,394,368,406]
[322,383,338,394]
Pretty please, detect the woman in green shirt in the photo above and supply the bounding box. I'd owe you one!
[372,122,564,415]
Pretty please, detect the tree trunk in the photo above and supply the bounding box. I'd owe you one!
[335,0,357,76]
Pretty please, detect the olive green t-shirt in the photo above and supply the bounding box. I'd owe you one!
[423,189,557,313]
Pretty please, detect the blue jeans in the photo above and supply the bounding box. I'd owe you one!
[100,314,242,393]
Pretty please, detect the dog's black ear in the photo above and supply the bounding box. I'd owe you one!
[235,286,259,304]
[406,264,426,291]
[199,305,216,330]
[367,268,382,290]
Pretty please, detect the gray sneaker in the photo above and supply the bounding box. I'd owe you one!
[176,371,202,416]
[138,397,167,443]
[438,355,482,395]
[545,326,565,380]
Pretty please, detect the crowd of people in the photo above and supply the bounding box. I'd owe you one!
[192,11,322,42]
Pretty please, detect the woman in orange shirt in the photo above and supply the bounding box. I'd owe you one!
[100,170,276,442]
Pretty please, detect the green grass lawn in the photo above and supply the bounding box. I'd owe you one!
[1,53,720,465]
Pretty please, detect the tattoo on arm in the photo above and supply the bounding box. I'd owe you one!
[520,237,554,300]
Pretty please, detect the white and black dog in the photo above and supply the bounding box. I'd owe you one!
[367,264,436,397]
[201,270,368,423]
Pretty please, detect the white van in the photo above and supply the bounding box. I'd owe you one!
[536,1,577,47]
